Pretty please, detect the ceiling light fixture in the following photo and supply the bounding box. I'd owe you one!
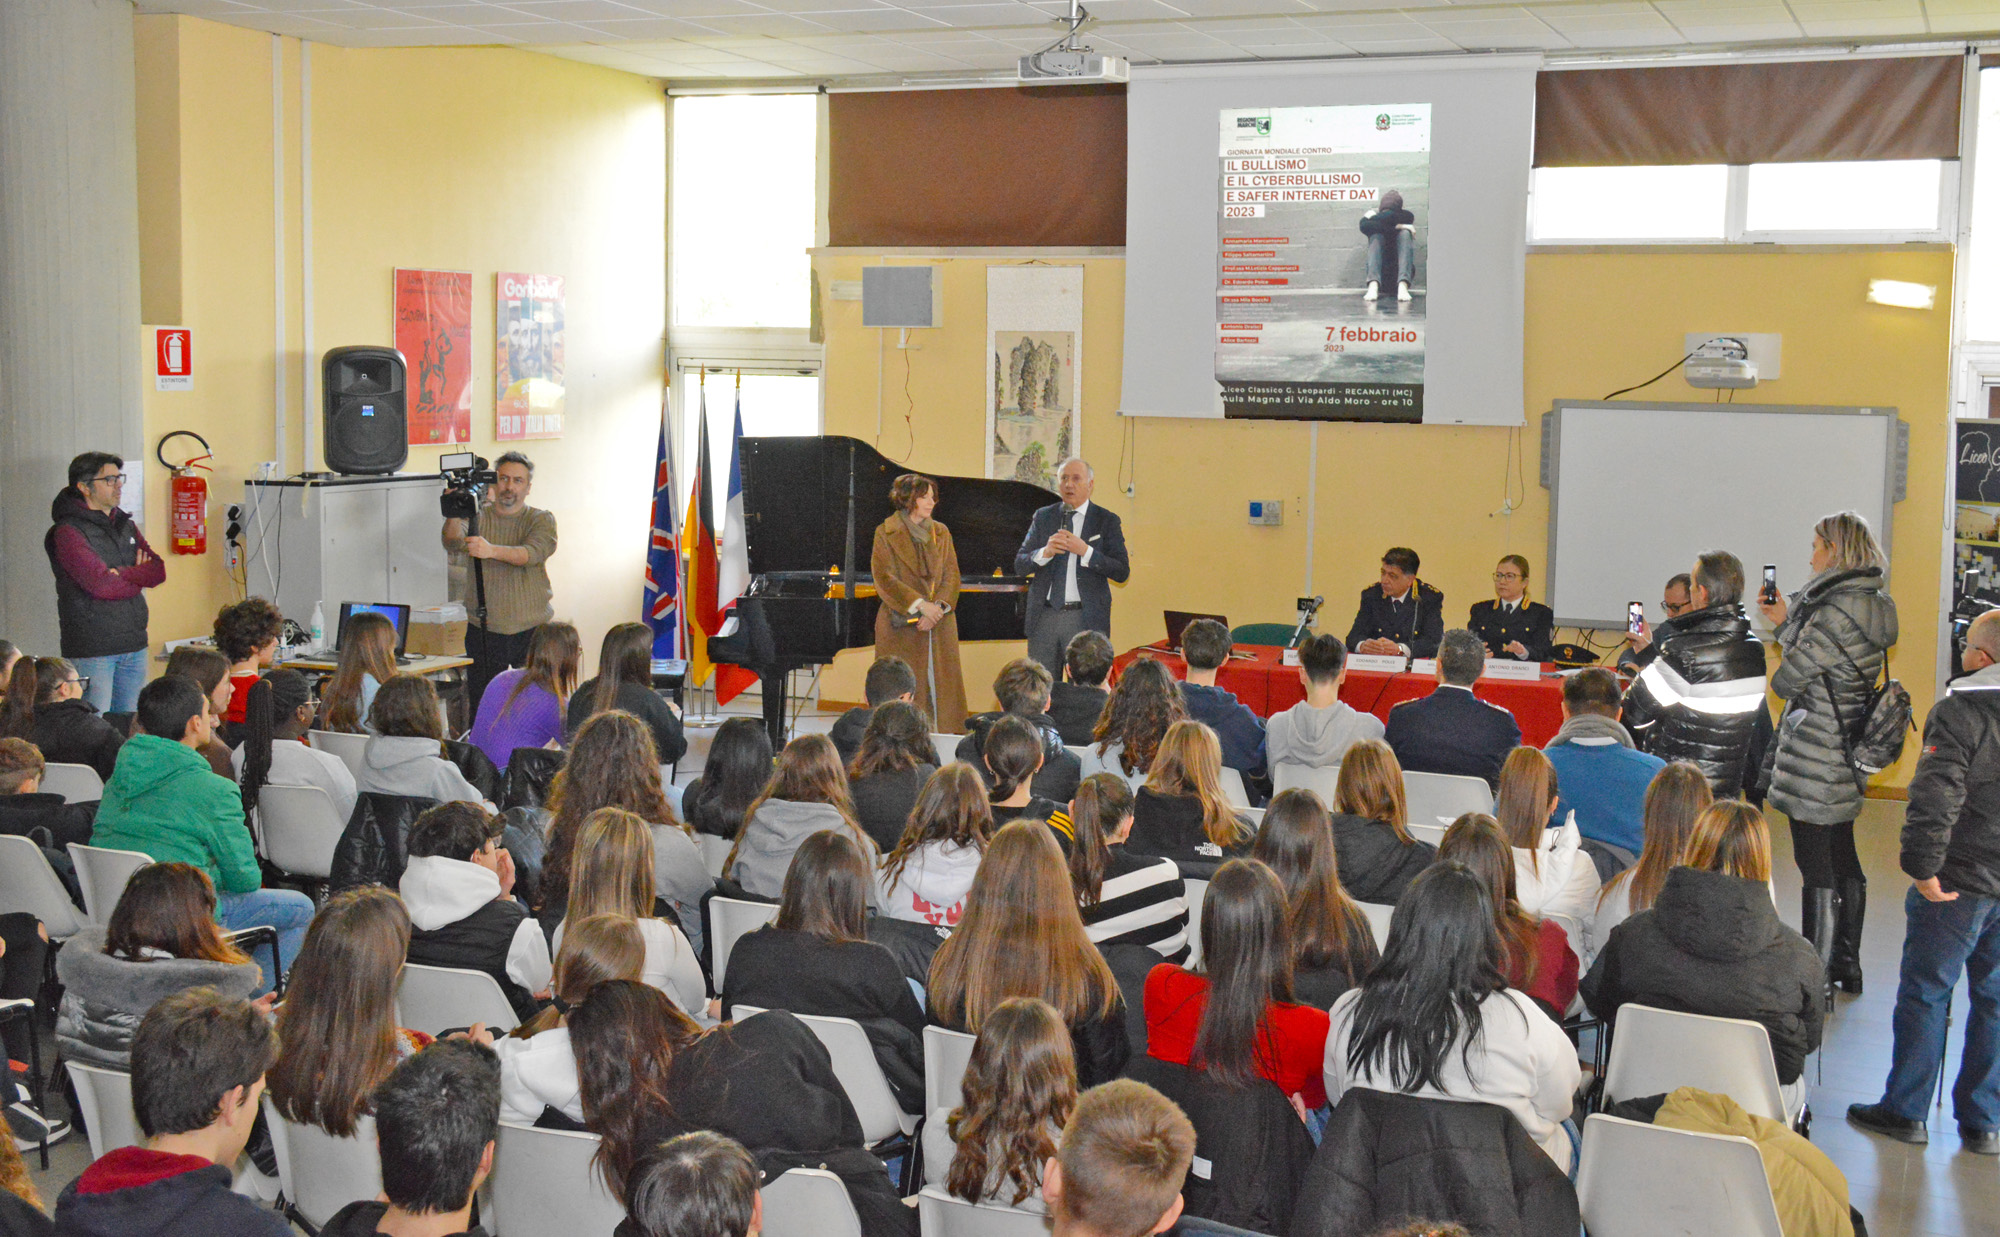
[1866,279,1937,310]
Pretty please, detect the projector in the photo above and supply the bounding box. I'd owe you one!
[1017,49,1129,82]
[1683,356,1759,389]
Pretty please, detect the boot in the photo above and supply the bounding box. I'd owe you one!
[1801,886,1835,964]
[1830,876,1867,994]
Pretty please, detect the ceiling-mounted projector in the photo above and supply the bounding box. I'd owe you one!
[1019,0,1126,83]
[1683,336,1759,390]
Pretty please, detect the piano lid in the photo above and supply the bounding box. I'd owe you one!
[737,436,1057,578]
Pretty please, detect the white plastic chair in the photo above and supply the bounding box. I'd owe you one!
[396,964,520,1036]
[733,1007,916,1143]
[931,733,964,767]
[307,729,369,780]
[697,832,733,880]
[490,1121,625,1237]
[1064,744,1089,765]
[66,842,152,928]
[67,1062,140,1160]
[1357,901,1395,950]
[924,1024,979,1117]
[262,1100,381,1230]
[707,896,778,989]
[1219,766,1251,808]
[40,762,104,803]
[1601,1003,1789,1123]
[1576,1113,1783,1237]
[1183,879,1210,970]
[0,835,88,941]
[762,1167,862,1237]
[1406,821,1447,847]
[918,1187,1048,1236]
[1271,762,1340,801]
[1402,770,1494,822]
[257,784,345,880]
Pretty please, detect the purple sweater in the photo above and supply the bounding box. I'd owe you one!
[468,670,563,769]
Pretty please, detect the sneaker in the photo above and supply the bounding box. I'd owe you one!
[1397,280,1412,302]
[1847,1102,1927,1145]
[1961,1126,2000,1155]
[6,1098,69,1150]
[1363,281,1379,302]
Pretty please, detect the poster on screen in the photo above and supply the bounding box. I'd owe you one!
[495,272,565,441]
[1215,104,1430,422]
[1956,420,2000,612]
[394,269,472,445]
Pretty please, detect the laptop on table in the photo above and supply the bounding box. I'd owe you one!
[335,602,417,664]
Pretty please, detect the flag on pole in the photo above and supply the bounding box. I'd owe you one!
[711,379,760,705]
[683,381,723,689]
[642,407,681,659]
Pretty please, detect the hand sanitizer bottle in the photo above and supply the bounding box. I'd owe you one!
[310,601,325,652]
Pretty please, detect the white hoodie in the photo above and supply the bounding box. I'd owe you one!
[398,854,552,996]
[492,1026,581,1125]
[878,840,984,926]
[357,734,490,807]
[1513,813,1600,927]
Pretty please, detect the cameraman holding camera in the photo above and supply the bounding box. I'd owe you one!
[442,451,557,704]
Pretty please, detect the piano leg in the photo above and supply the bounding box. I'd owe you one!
[760,666,789,751]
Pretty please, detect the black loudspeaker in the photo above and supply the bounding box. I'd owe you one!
[322,346,408,475]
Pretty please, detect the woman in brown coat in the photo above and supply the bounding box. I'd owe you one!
[872,473,968,732]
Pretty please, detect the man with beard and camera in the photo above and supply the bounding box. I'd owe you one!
[442,452,557,705]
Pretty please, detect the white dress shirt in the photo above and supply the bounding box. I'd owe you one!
[1032,500,1095,604]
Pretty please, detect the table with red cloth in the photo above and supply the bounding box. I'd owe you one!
[1111,643,1568,748]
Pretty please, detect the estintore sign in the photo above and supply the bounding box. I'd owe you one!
[155,328,191,391]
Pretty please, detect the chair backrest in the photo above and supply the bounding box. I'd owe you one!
[67,842,153,928]
[917,1187,1048,1236]
[1270,762,1340,800]
[0,835,87,939]
[307,729,370,779]
[396,964,521,1036]
[262,1098,382,1229]
[66,1062,140,1160]
[1239,806,1265,828]
[733,1007,914,1143]
[697,832,733,880]
[1406,821,1447,847]
[257,784,346,879]
[1601,1004,1788,1122]
[1402,770,1495,822]
[490,1120,626,1237]
[501,746,565,811]
[931,733,963,767]
[707,896,778,988]
[1356,900,1395,951]
[1218,766,1251,808]
[924,1024,979,1118]
[1183,879,1210,970]
[40,761,104,804]
[1576,1113,1784,1237]
[762,1168,862,1237]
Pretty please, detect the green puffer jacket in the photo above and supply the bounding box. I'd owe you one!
[90,734,262,894]
[1768,568,1898,826]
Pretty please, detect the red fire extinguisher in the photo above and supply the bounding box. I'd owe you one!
[158,431,213,556]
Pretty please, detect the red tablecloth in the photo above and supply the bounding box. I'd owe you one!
[1111,644,1568,748]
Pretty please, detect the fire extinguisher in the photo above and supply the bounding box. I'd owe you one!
[158,431,213,556]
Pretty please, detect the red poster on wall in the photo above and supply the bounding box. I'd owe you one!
[394,268,473,444]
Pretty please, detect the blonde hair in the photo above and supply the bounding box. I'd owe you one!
[1814,510,1886,575]
[1682,800,1773,883]
[566,808,656,921]
[1145,720,1250,849]
[1336,739,1410,842]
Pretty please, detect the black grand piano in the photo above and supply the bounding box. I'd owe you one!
[710,436,1057,747]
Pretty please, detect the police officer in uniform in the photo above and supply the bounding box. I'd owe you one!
[1468,553,1554,663]
[1347,546,1444,659]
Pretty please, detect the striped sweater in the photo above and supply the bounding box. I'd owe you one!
[1079,847,1189,959]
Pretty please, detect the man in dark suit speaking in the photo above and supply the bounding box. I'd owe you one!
[1014,457,1130,677]
[1385,627,1522,791]
[1347,546,1445,659]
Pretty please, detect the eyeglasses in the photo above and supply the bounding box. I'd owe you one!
[1661,599,1691,615]
[1492,572,1523,582]
[89,474,127,487]
[66,676,89,690]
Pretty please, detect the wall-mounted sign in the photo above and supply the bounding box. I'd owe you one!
[155,328,191,391]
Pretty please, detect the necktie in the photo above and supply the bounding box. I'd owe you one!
[1054,507,1078,606]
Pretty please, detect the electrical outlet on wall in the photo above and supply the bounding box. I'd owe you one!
[1248,498,1284,526]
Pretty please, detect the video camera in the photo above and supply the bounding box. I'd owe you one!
[439,452,496,521]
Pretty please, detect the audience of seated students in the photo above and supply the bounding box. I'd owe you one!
[321,1039,500,1237]
[878,763,993,925]
[1079,656,1187,790]
[1587,761,1711,962]
[1324,864,1581,1170]
[1582,800,1824,1115]
[539,709,710,946]
[0,735,93,848]
[1438,814,1579,1019]
[1252,790,1382,1007]
[495,914,644,1124]
[844,701,937,852]
[0,1123,50,1237]
[468,619,580,769]
[726,732,877,902]
[721,830,927,1109]
[1543,667,1665,867]
[566,621,687,764]
[53,988,289,1237]
[929,820,1130,1086]
[1128,720,1254,875]
[232,668,358,824]
[269,887,434,1138]
[1265,632,1384,774]
[1329,739,1437,903]
[621,1130,762,1237]
[682,716,773,839]
[572,982,917,1236]
[957,657,1084,802]
[554,807,706,1017]
[211,598,282,737]
[1051,630,1115,747]
[924,996,1077,1211]
[357,674,490,806]
[1494,746,1599,922]
[162,646,236,777]
[1,654,123,779]
[56,862,264,1068]
[829,654,916,766]
[1174,619,1268,782]
[91,675,315,983]
[1042,1079,1196,1237]
[399,802,551,1023]
[319,609,398,733]
[985,714,1073,844]
[1068,773,1188,959]
[1383,628,1521,791]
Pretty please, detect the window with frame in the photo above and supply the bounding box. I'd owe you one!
[1530,159,1953,245]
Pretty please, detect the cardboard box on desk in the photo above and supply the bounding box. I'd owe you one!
[407,604,468,657]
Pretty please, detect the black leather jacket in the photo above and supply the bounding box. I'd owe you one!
[1621,602,1768,797]
[1904,666,2000,899]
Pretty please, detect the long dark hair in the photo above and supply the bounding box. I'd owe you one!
[322,612,396,733]
[849,701,934,780]
[983,715,1044,803]
[239,670,313,817]
[774,830,872,944]
[268,887,411,1136]
[1091,658,1185,776]
[1067,773,1134,909]
[1437,813,1540,986]
[571,980,701,1194]
[503,621,582,713]
[946,997,1076,1207]
[1251,790,1378,986]
[684,717,771,839]
[0,657,71,739]
[589,623,654,719]
[1190,859,1296,1086]
[544,711,676,911]
[105,863,248,965]
[1343,864,1509,1091]
[883,763,993,892]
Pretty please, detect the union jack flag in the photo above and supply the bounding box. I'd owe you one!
[642,409,681,659]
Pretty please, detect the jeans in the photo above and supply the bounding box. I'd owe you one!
[72,648,148,715]
[216,888,317,997]
[1366,232,1413,286]
[1879,886,2000,1130]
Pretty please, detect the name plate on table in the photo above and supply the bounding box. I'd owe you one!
[1347,653,1409,674]
[1481,660,1545,682]
[1409,658,1438,676]
[1281,648,1301,667]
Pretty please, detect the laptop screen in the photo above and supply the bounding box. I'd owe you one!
[336,602,411,656]
[1163,610,1229,649]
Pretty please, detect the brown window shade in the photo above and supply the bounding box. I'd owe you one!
[828,86,1125,247]
[1535,57,1962,167]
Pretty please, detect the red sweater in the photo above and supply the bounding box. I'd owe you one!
[1143,963,1330,1108]
[1508,917,1579,1016]
[224,672,261,724]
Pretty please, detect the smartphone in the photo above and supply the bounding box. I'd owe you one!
[1760,564,1779,605]
[1627,601,1645,635]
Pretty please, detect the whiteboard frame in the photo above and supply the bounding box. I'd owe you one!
[1542,399,1907,629]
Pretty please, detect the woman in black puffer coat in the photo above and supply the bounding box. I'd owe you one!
[1759,511,1898,994]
